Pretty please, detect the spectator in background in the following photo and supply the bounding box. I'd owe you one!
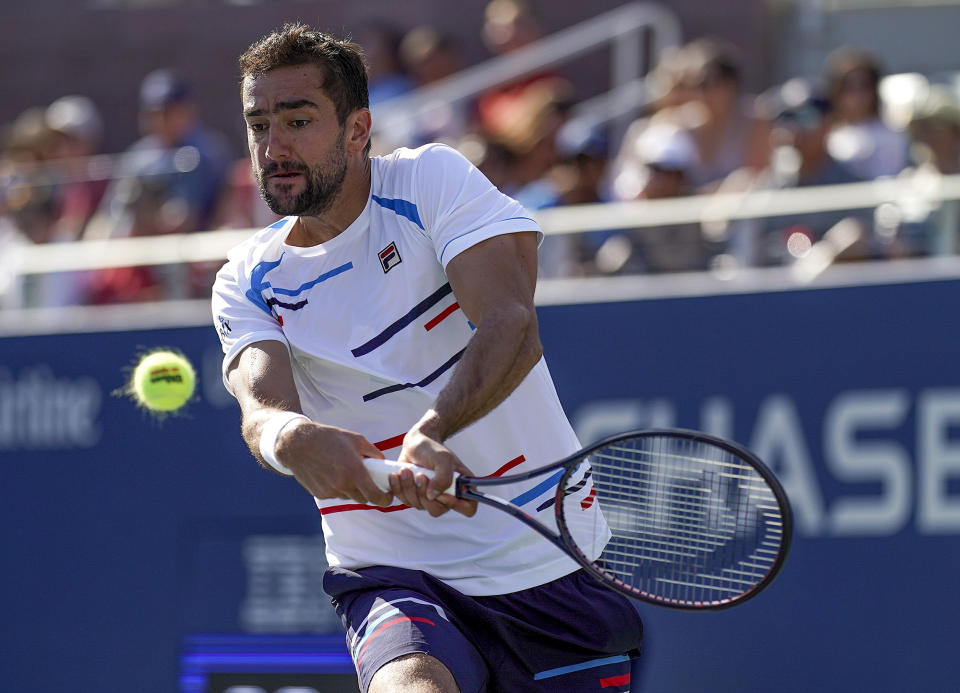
[764,79,860,188]
[400,26,462,88]
[608,46,696,202]
[395,26,467,146]
[476,0,561,144]
[597,123,710,274]
[486,78,573,276]
[823,47,909,181]
[759,79,868,265]
[45,95,108,243]
[611,38,770,198]
[904,86,960,255]
[356,23,414,107]
[0,108,59,246]
[676,38,772,192]
[909,86,960,176]
[86,69,232,303]
[0,108,75,308]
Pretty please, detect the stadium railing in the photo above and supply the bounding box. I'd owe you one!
[3,170,959,335]
[371,1,683,147]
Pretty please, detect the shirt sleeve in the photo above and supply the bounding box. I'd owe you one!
[211,260,288,395]
[414,144,542,268]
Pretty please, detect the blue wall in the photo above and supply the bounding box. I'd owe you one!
[1,278,957,692]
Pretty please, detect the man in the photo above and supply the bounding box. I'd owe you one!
[212,24,642,693]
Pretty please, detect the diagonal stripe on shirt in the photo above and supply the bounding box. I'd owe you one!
[351,283,453,357]
[361,348,465,402]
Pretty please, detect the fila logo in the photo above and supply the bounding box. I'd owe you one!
[378,242,402,273]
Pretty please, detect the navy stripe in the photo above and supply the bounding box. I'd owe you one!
[267,297,308,311]
[362,348,465,402]
[351,283,453,357]
[536,469,592,512]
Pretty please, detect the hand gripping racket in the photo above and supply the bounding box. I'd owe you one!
[364,429,791,610]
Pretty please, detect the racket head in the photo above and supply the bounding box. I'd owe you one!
[555,429,792,610]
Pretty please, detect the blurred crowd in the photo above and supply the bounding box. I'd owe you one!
[3,0,960,309]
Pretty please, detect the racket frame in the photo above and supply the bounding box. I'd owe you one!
[365,428,793,610]
[552,428,793,610]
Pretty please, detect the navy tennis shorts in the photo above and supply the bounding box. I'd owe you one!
[323,565,644,692]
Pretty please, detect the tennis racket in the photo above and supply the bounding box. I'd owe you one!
[363,428,791,610]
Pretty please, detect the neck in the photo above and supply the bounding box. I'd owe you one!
[289,156,371,246]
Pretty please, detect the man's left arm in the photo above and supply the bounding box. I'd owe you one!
[390,230,542,517]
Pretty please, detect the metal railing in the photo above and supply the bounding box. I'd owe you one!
[372,1,682,145]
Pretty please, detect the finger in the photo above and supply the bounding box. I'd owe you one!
[425,462,457,501]
[441,495,477,517]
[355,471,393,506]
[423,495,452,518]
[393,469,423,509]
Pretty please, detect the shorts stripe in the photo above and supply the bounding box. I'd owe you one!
[533,654,630,680]
[356,616,437,665]
[350,597,450,651]
[600,672,632,688]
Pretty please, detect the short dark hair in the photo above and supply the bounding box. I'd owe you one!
[824,47,882,116]
[239,23,370,126]
[683,38,742,88]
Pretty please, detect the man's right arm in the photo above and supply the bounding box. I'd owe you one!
[226,339,391,506]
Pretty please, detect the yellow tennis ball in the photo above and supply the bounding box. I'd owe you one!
[131,350,196,412]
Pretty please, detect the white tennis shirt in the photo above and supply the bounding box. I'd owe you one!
[212,143,606,595]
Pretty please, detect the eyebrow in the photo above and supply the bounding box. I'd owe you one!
[244,99,321,118]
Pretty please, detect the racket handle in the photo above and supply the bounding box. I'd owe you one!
[362,458,458,496]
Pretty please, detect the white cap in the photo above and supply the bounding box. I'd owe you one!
[46,95,103,145]
[634,123,699,171]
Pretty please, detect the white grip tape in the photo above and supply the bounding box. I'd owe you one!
[259,412,309,476]
[362,458,458,496]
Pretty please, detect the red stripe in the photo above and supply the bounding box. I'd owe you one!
[488,454,525,478]
[357,616,436,665]
[581,486,596,510]
[600,673,631,688]
[424,302,460,331]
[321,503,410,515]
[374,433,406,451]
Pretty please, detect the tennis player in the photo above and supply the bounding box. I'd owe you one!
[213,24,642,692]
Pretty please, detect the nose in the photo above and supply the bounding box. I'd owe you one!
[264,127,291,161]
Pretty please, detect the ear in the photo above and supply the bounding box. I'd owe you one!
[345,108,372,155]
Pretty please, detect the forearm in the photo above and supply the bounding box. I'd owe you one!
[229,342,389,504]
[415,301,542,442]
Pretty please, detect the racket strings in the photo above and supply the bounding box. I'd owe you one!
[560,435,787,607]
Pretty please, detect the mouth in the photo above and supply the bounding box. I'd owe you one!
[269,171,304,181]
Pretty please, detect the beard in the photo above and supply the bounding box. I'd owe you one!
[256,134,348,217]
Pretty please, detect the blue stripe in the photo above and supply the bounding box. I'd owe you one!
[509,469,565,507]
[272,262,353,296]
[372,195,424,230]
[533,655,630,680]
[351,283,453,357]
[438,217,536,264]
[267,218,288,229]
[244,256,284,315]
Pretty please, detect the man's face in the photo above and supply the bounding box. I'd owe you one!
[242,65,348,217]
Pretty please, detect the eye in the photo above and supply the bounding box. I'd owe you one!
[248,122,266,133]
[290,119,309,128]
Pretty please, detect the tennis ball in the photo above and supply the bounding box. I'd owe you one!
[130,350,196,412]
